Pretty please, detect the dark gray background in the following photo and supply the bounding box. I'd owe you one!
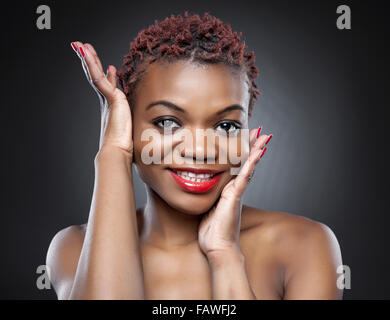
[1,0,387,299]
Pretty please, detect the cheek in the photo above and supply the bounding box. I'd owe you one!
[219,135,249,166]
[133,132,176,166]
[132,134,163,187]
[236,135,250,160]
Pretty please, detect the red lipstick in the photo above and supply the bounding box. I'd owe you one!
[168,168,222,194]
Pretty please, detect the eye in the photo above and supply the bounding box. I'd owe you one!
[215,121,241,134]
[153,117,181,130]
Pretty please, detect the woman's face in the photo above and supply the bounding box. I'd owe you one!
[132,59,251,214]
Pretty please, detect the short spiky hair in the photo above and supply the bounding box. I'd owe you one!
[117,11,261,116]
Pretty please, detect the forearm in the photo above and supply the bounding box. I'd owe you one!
[208,249,256,300]
[69,145,145,299]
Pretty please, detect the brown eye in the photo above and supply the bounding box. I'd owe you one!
[215,121,241,134]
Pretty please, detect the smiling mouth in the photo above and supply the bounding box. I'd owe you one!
[169,170,216,182]
[167,168,223,193]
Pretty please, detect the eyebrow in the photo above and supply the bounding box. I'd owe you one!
[216,104,245,115]
[146,100,186,113]
[145,100,245,114]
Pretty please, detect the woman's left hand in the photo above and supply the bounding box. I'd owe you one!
[198,128,273,261]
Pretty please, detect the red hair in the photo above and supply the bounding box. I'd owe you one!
[117,11,261,116]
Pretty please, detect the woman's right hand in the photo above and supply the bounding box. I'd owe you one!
[71,41,133,158]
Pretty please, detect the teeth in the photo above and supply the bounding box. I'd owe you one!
[173,170,215,182]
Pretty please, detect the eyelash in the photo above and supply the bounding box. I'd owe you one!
[215,121,242,134]
[153,117,182,130]
[153,117,241,134]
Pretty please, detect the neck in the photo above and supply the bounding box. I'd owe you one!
[139,187,203,250]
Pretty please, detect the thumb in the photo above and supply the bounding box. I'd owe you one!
[106,65,117,88]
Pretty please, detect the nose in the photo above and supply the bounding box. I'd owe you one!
[179,128,218,163]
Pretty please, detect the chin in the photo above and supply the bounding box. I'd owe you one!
[164,167,232,214]
[149,178,225,215]
[164,192,220,215]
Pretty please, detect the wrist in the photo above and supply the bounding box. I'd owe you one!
[96,144,132,160]
[95,145,133,173]
[207,246,245,270]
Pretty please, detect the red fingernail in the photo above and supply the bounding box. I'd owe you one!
[256,126,263,138]
[79,46,85,57]
[265,134,273,145]
[259,146,267,159]
[71,42,78,52]
[107,66,110,72]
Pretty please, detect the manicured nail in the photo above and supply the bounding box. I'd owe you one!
[265,134,273,145]
[71,42,78,52]
[79,46,85,57]
[256,126,263,138]
[259,146,267,159]
[107,66,110,73]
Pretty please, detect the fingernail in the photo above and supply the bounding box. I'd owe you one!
[259,146,267,159]
[107,66,110,73]
[265,134,273,145]
[71,42,78,52]
[79,46,85,57]
[256,126,263,138]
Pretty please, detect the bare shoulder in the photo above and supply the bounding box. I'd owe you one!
[241,205,340,248]
[46,223,87,298]
[241,206,343,299]
[46,224,86,267]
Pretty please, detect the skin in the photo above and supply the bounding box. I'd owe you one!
[46,41,344,300]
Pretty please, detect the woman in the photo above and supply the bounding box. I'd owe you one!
[46,12,343,300]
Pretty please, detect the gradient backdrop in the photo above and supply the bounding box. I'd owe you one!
[1,0,387,299]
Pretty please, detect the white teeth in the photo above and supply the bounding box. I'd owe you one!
[173,170,214,182]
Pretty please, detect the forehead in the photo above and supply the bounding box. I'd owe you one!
[134,60,250,112]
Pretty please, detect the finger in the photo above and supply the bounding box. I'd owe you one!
[72,41,108,106]
[249,128,259,149]
[71,41,93,83]
[232,147,262,196]
[235,128,271,189]
[70,41,82,59]
[77,44,116,103]
[83,43,104,74]
[106,65,117,88]
[229,128,272,197]
[253,133,272,150]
